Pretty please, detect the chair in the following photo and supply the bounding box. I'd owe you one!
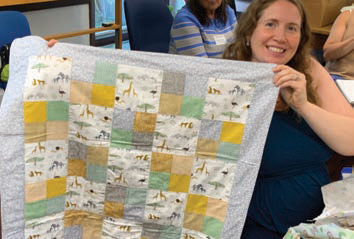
[0,11,31,89]
[124,0,173,53]
[0,11,31,50]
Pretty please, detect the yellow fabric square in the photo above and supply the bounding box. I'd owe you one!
[134,112,157,133]
[47,122,68,141]
[220,122,245,144]
[183,212,204,231]
[196,139,219,160]
[68,160,86,177]
[206,197,228,222]
[87,146,109,165]
[151,152,173,172]
[64,210,89,227]
[158,94,183,115]
[92,84,115,107]
[171,155,193,175]
[70,80,92,104]
[47,177,67,198]
[169,174,191,192]
[24,102,47,123]
[185,194,208,214]
[24,122,46,143]
[104,201,124,218]
[82,212,104,239]
[26,181,46,203]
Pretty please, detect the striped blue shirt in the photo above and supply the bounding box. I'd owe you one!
[169,5,237,58]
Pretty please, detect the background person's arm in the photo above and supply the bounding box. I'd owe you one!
[323,11,354,61]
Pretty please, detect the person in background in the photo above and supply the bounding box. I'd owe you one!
[169,0,237,58]
[223,0,354,238]
[323,3,354,80]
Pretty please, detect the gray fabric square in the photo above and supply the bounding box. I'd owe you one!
[123,205,145,222]
[142,223,163,238]
[112,108,135,130]
[105,184,127,203]
[199,119,223,141]
[161,71,185,95]
[132,132,154,151]
[64,225,82,239]
[184,75,209,98]
[68,140,87,160]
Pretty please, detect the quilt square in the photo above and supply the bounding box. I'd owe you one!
[92,84,115,108]
[94,62,118,86]
[24,123,47,143]
[24,102,47,123]
[180,96,205,119]
[47,101,69,121]
[158,94,183,115]
[150,152,173,173]
[161,71,185,95]
[133,112,157,133]
[112,108,135,131]
[70,80,93,104]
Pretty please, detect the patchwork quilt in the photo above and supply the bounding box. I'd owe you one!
[0,36,278,239]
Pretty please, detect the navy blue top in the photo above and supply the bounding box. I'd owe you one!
[248,110,334,234]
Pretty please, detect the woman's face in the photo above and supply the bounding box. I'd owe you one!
[198,0,222,13]
[249,0,301,65]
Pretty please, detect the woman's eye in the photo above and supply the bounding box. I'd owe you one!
[288,26,298,32]
[265,22,274,27]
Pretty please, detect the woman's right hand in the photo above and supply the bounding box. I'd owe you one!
[47,39,57,47]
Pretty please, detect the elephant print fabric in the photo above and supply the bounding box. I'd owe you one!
[0,36,278,239]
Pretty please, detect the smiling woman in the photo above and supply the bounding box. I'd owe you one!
[224,0,354,238]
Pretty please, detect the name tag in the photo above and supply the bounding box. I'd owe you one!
[214,34,226,45]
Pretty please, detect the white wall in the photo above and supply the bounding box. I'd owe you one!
[24,4,90,45]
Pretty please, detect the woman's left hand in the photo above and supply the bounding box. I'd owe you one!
[273,65,308,112]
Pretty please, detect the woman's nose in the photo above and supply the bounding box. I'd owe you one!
[273,28,286,42]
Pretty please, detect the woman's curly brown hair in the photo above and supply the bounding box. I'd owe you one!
[223,0,318,107]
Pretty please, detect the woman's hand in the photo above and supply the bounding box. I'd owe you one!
[47,39,57,47]
[273,65,308,113]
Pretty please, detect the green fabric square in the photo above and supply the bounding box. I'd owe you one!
[125,188,147,205]
[87,164,107,183]
[94,62,118,86]
[217,142,241,162]
[180,96,205,119]
[47,101,69,121]
[47,195,66,215]
[160,225,182,239]
[203,216,223,239]
[148,172,170,190]
[111,128,132,149]
[25,199,47,221]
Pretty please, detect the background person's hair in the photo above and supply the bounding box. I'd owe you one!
[187,0,228,26]
[223,0,318,106]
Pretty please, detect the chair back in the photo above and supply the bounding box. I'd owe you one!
[124,0,173,53]
[0,11,31,49]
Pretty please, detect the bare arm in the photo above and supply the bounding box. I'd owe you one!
[298,59,354,155]
[273,58,354,156]
[323,11,354,61]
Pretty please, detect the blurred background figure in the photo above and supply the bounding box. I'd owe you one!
[169,0,237,58]
[324,3,354,80]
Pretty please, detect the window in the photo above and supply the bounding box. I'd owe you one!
[93,0,127,47]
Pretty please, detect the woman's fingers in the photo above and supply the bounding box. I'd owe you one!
[47,39,57,47]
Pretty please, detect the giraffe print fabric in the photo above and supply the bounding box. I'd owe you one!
[0,36,279,239]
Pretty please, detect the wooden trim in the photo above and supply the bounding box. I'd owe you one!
[42,24,121,40]
[115,0,122,49]
[0,0,89,12]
